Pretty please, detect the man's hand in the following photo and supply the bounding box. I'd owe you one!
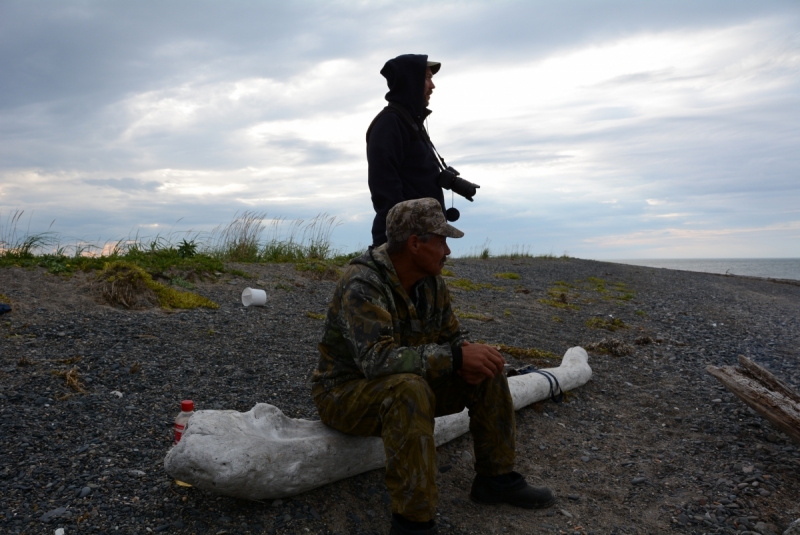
[458,341,505,385]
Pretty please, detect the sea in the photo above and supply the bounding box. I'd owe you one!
[607,258,800,281]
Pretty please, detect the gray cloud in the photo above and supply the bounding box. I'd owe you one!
[83,178,163,192]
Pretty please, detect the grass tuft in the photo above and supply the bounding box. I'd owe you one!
[494,272,521,280]
[586,317,628,331]
[448,278,504,292]
[97,261,218,310]
[585,338,634,357]
[454,309,493,322]
[51,366,87,393]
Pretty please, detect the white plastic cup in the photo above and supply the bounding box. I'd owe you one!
[241,287,267,307]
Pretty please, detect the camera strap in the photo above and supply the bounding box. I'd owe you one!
[367,103,450,173]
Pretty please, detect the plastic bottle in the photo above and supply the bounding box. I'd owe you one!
[173,400,194,488]
[174,400,194,443]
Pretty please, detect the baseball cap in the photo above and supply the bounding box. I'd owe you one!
[386,198,464,243]
[426,60,441,75]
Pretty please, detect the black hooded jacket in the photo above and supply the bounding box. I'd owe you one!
[367,54,445,246]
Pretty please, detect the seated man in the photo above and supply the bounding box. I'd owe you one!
[311,198,554,535]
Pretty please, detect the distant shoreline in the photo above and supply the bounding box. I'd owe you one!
[604,257,800,281]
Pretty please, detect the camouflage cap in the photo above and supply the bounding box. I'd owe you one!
[386,198,464,243]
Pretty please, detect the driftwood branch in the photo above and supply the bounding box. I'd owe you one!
[706,355,800,446]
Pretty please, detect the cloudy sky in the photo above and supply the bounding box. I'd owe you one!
[1,0,798,258]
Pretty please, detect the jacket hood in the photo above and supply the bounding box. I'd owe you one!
[351,245,403,289]
[352,244,394,273]
[381,54,430,119]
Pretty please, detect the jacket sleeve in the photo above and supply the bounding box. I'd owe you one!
[338,278,455,382]
[367,114,408,228]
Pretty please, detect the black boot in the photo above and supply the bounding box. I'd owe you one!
[470,471,555,509]
[388,514,438,535]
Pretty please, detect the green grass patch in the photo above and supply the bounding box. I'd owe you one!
[295,261,342,280]
[448,278,503,291]
[586,317,628,331]
[455,309,493,322]
[305,311,326,320]
[635,309,647,317]
[541,276,635,307]
[169,276,196,290]
[441,268,455,277]
[0,293,9,304]
[494,272,521,280]
[97,261,218,310]
[0,210,351,283]
[457,241,572,260]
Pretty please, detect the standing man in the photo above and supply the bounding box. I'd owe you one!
[312,198,555,535]
[366,54,448,247]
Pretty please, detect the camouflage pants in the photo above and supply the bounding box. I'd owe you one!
[312,372,516,522]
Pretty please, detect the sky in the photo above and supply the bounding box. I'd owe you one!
[1,0,799,259]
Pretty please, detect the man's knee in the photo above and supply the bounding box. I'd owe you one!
[381,373,435,415]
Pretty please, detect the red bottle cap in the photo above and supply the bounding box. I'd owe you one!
[181,400,194,412]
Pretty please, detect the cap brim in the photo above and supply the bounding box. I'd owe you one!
[435,222,464,239]
[426,61,441,75]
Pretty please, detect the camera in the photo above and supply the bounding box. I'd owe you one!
[437,166,480,202]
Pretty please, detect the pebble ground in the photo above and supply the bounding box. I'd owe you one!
[1,257,799,535]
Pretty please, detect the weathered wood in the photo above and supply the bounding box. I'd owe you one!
[706,355,800,446]
[737,355,800,405]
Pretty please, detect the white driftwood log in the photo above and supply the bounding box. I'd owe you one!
[164,346,591,500]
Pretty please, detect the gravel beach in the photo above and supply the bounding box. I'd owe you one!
[1,257,799,535]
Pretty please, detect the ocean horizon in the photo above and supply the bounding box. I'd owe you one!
[605,258,800,281]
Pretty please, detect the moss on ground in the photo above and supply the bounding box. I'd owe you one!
[97,261,218,310]
[494,272,521,280]
[540,276,636,310]
[586,316,628,331]
[454,309,493,322]
[448,278,503,292]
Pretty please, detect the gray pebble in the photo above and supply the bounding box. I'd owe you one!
[632,477,647,485]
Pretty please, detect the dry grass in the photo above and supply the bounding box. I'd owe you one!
[454,309,493,322]
[585,337,635,357]
[477,342,560,361]
[96,261,218,310]
[65,367,86,391]
[98,261,158,309]
[586,316,628,331]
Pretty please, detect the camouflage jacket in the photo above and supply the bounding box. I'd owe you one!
[311,244,468,393]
